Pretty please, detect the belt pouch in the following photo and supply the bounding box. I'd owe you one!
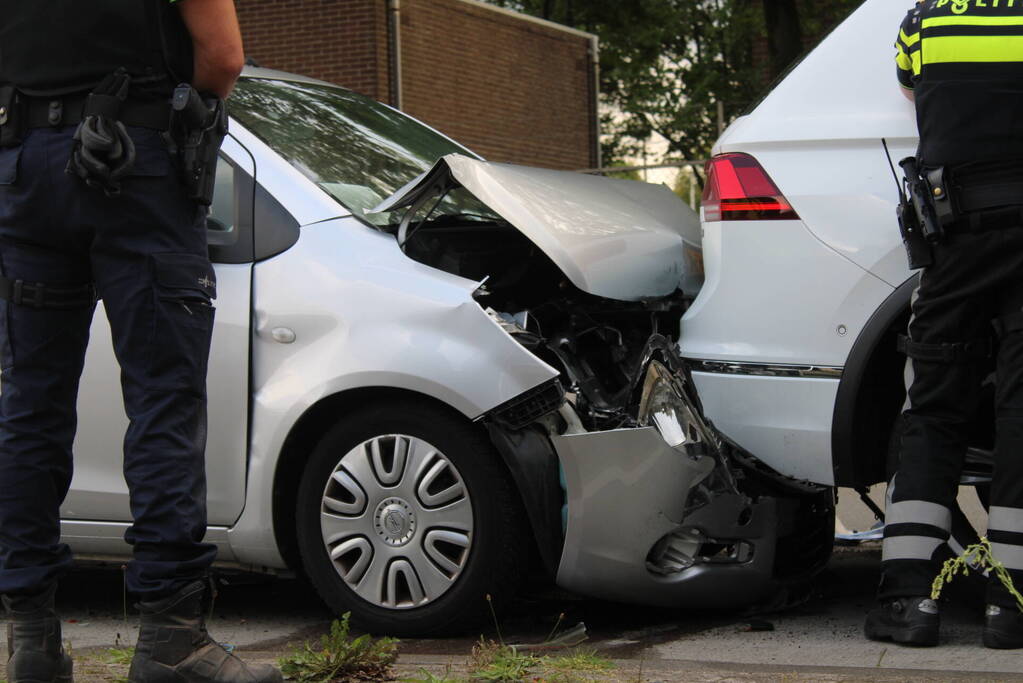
[0,86,24,148]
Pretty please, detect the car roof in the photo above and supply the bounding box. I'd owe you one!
[239,65,338,89]
[716,0,917,152]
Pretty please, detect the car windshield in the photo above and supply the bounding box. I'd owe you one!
[229,77,498,227]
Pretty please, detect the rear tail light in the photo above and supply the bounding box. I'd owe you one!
[702,153,798,222]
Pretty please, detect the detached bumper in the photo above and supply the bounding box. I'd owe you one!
[552,427,779,608]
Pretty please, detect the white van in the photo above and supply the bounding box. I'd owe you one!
[683,0,993,499]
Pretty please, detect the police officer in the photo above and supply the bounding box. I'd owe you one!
[0,2,281,682]
[865,0,1023,650]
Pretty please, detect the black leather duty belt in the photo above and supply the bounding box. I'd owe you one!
[24,94,170,131]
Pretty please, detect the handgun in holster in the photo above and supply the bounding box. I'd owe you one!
[169,84,228,206]
[897,157,955,270]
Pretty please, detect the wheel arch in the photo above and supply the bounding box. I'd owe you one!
[831,275,916,488]
[269,386,542,574]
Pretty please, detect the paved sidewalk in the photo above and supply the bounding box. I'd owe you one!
[8,544,1023,682]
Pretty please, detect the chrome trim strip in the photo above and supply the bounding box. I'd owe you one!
[689,360,843,379]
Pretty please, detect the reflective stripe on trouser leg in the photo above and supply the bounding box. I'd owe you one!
[879,472,955,599]
[886,500,952,528]
[901,288,920,413]
[988,507,1023,571]
[989,507,1023,535]
[989,543,1023,571]
[882,475,953,562]
[883,535,946,562]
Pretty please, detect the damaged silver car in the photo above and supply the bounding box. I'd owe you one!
[64,71,834,637]
[371,154,835,623]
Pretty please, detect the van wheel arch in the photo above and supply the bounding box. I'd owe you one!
[831,277,915,488]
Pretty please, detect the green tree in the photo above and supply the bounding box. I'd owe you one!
[489,0,862,174]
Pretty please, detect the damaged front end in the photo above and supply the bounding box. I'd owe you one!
[554,345,786,608]
[372,155,833,607]
[488,325,832,608]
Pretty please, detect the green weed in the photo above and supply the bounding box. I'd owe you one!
[467,638,535,681]
[544,650,614,677]
[400,666,461,683]
[464,639,616,682]
[932,536,1023,610]
[278,613,398,682]
[103,647,135,666]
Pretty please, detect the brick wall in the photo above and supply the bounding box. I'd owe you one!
[235,0,389,102]
[234,0,597,170]
[398,0,595,169]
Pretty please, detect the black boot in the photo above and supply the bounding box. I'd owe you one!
[984,604,1023,649]
[864,596,940,646]
[3,584,73,683]
[128,580,281,683]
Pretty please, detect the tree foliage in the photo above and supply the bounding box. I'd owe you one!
[488,0,863,170]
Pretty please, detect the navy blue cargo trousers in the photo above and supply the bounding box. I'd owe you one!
[0,125,217,600]
[880,226,1023,610]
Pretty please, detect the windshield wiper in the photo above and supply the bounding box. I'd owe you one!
[422,212,500,226]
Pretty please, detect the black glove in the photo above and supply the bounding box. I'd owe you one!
[66,68,136,197]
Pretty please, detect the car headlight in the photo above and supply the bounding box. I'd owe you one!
[637,360,709,453]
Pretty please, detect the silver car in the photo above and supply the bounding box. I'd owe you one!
[63,69,835,635]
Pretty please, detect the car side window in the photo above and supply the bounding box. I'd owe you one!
[207,156,235,234]
[206,152,256,265]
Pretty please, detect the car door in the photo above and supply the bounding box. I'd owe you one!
[61,134,256,526]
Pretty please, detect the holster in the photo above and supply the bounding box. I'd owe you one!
[897,197,933,270]
[900,157,946,245]
[168,85,228,206]
[0,85,25,148]
[926,167,958,229]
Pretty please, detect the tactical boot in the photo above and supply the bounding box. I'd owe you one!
[984,604,1023,649]
[3,584,73,683]
[864,596,940,646]
[128,580,281,683]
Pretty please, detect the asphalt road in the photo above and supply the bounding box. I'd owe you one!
[15,535,1023,682]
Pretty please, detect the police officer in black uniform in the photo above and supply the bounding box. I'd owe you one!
[865,0,1023,650]
[0,2,282,681]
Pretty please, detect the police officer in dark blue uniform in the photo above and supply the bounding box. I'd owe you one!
[865,0,1023,650]
[0,2,282,681]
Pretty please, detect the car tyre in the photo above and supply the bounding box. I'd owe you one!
[295,400,527,636]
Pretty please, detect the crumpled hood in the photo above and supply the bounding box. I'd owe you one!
[371,154,702,302]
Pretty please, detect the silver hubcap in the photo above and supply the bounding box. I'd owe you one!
[320,434,474,610]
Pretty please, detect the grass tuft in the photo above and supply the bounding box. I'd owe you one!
[462,638,616,682]
[544,650,615,676]
[278,612,398,682]
[400,666,460,683]
[103,647,135,667]
[932,536,1023,610]
[468,638,535,681]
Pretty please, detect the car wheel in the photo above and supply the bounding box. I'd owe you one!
[295,401,527,636]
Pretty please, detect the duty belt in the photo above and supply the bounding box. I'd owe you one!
[946,173,1023,233]
[956,181,1023,214]
[24,93,170,131]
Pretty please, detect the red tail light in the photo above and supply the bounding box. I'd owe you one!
[702,153,798,222]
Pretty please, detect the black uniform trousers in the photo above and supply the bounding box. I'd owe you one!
[880,221,1023,609]
[0,125,217,600]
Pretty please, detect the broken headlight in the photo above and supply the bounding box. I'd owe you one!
[637,360,710,454]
